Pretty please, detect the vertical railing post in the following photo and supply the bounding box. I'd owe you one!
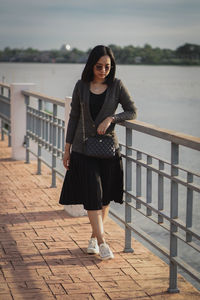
[49,115,53,152]
[25,95,30,163]
[1,87,4,141]
[57,119,61,158]
[7,87,11,147]
[136,151,142,209]
[124,127,134,253]
[30,107,33,142]
[62,120,65,155]
[33,108,37,142]
[41,111,45,147]
[51,103,57,187]
[37,99,43,175]
[168,142,179,293]
[1,120,4,141]
[146,155,152,216]
[45,114,49,150]
[158,160,164,223]
[186,172,193,242]
[8,127,11,147]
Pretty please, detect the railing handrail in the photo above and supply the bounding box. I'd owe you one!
[122,120,200,151]
[0,82,10,89]
[22,90,65,107]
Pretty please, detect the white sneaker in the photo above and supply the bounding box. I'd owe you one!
[87,238,99,254]
[99,243,114,260]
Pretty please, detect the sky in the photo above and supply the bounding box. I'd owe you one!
[0,0,200,51]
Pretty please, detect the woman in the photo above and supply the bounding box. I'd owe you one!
[59,45,137,260]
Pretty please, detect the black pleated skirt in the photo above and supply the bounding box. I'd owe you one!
[59,150,124,210]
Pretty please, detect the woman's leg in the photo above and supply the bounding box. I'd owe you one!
[102,204,109,223]
[87,207,114,259]
[89,205,110,241]
[87,210,105,245]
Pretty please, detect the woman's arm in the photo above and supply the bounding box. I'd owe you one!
[97,116,114,135]
[65,81,81,144]
[63,143,71,170]
[97,80,137,135]
[63,81,80,169]
[112,80,137,123]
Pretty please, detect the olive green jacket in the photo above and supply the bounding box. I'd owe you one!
[66,78,137,153]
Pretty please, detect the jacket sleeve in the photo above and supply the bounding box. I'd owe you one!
[65,81,81,143]
[112,80,137,123]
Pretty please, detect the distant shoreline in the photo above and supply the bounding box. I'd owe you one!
[0,61,200,66]
[1,43,200,65]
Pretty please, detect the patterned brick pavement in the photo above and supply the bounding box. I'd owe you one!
[0,137,200,299]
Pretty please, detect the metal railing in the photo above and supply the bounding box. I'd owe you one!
[2,85,199,292]
[0,83,11,146]
[22,90,66,187]
[110,121,200,293]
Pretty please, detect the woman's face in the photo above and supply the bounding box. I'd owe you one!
[93,55,111,82]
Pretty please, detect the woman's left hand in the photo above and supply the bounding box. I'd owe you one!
[97,116,113,135]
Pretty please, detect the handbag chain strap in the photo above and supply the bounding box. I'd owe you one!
[80,102,87,142]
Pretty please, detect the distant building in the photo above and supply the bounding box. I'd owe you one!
[60,44,71,53]
[134,56,142,63]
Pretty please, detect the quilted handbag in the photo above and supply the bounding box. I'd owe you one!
[84,135,115,158]
[80,102,115,158]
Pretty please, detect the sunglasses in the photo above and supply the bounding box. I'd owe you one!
[95,65,112,71]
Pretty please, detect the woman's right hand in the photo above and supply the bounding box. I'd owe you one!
[63,143,71,170]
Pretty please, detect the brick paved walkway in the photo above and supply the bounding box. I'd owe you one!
[0,137,200,299]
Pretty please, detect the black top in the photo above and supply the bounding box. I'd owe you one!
[89,89,107,121]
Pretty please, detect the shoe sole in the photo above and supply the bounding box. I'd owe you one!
[87,249,99,254]
[100,254,114,260]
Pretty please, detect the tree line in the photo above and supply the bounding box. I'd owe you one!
[0,43,200,65]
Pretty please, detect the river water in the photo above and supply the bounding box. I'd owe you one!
[1,63,200,288]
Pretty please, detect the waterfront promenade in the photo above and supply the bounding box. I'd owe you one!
[0,136,200,300]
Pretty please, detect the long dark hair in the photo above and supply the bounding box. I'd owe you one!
[81,45,116,85]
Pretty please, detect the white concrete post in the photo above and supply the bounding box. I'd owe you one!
[10,83,35,160]
[63,96,87,217]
